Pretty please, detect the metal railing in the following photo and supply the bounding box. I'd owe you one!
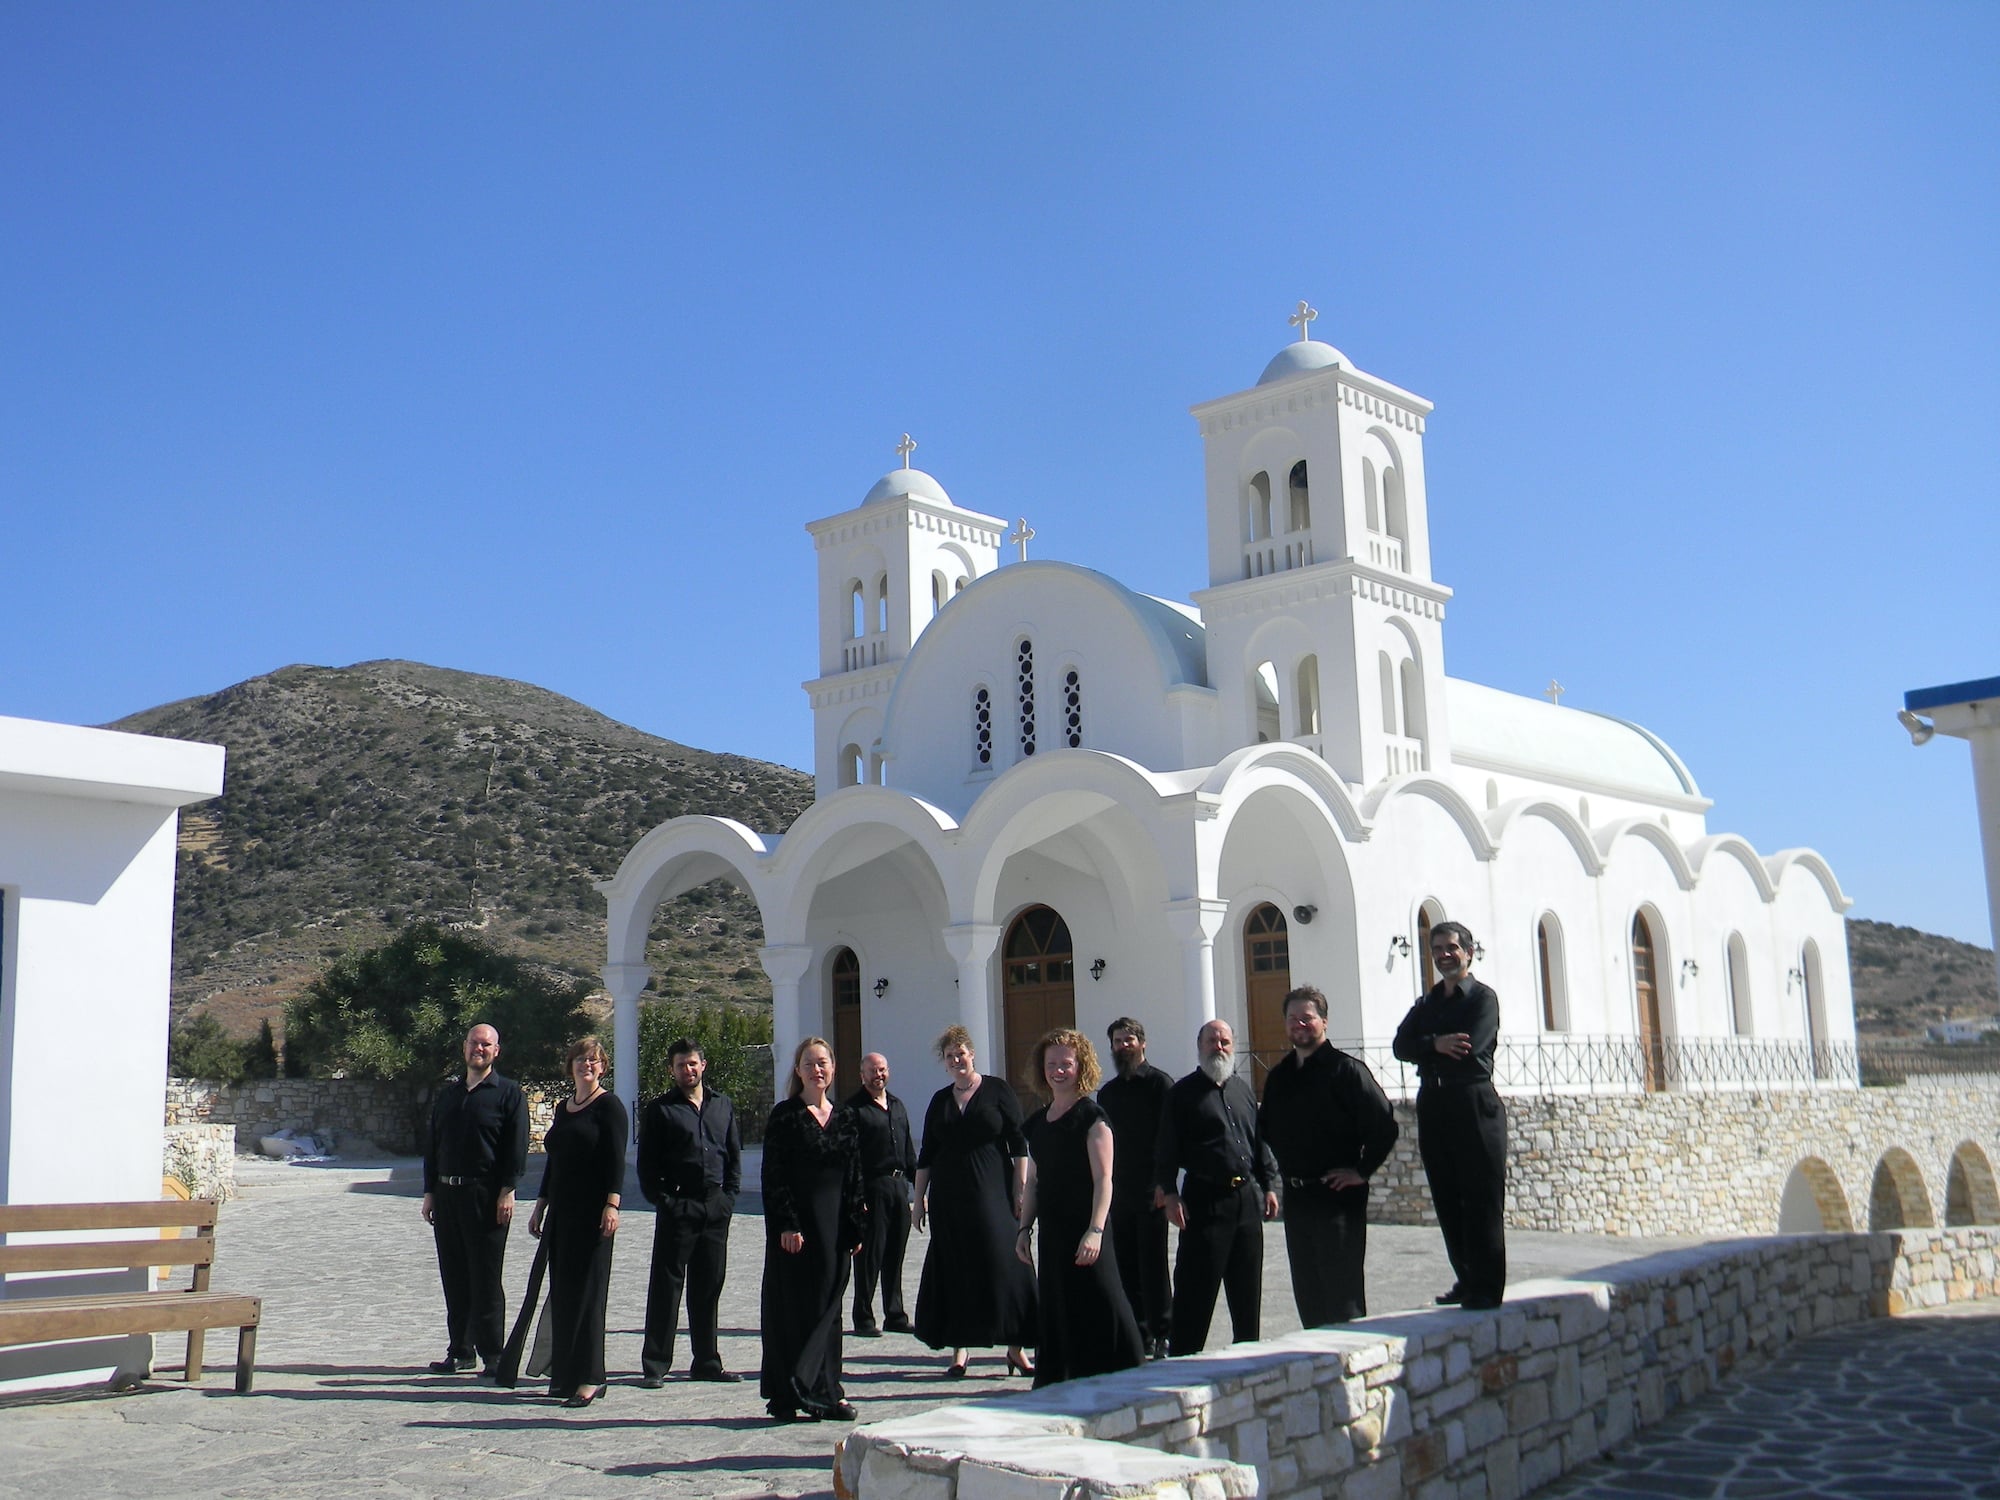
[1245,1034,2000,1099]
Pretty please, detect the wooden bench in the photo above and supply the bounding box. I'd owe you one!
[0,1199,261,1393]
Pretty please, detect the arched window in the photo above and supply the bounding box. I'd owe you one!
[867,749,884,786]
[1246,472,1272,542]
[1063,669,1082,748]
[1017,639,1037,756]
[848,580,865,639]
[831,948,862,1088]
[1417,903,1443,991]
[1378,652,1398,733]
[973,686,993,767]
[876,574,889,634]
[1726,932,1753,1035]
[1537,914,1568,1031]
[1288,461,1311,531]
[1486,779,1500,810]
[1400,659,1427,744]
[1294,656,1320,736]
[955,574,969,594]
[932,570,947,615]
[1802,939,1829,1077]
[1633,910,1667,1091]
[1252,660,1280,743]
[1384,466,1409,561]
[1363,458,1381,532]
[839,744,863,788]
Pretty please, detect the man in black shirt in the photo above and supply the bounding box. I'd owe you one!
[636,1037,743,1384]
[1391,921,1507,1310]
[1260,985,1398,1326]
[1156,1018,1278,1356]
[844,1051,917,1336]
[1097,1016,1173,1358]
[421,1023,529,1375]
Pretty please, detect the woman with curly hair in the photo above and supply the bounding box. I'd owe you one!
[1015,1028,1144,1387]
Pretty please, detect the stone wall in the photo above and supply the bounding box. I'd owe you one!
[162,1124,237,1201]
[166,1077,424,1155]
[839,1226,2000,1500]
[1367,1076,2000,1237]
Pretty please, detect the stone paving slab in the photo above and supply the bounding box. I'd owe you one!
[1539,1301,2000,1500]
[0,1154,1705,1500]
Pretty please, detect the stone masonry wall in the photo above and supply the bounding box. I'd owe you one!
[167,1077,426,1155]
[839,1226,2000,1500]
[162,1124,237,1201]
[1366,1076,2000,1237]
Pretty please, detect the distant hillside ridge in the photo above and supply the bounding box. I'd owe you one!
[111,659,813,1035]
[1847,916,1998,1037]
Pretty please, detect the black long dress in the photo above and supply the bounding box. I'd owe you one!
[537,1090,629,1397]
[1024,1097,1145,1387]
[760,1097,864,1417]
[913,1077,1038,1350]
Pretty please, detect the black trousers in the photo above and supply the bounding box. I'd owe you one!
[1282,1183,1369,1326]
[433,1182,510,1362]
[1168,1181,1262,1355]
[1416,1082,1508,1303]
[1109,1192,1170,1342]
[641,1188,732,1377]
[853,1175,911,1328]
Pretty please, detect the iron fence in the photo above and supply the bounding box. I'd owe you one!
[1246,1035,2000,1099]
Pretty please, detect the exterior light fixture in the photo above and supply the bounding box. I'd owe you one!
[1090,958,1107,981]
[1389,935,1411,959]
[873,978,889,999]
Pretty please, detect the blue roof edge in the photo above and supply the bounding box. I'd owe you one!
[1905,675,2000,712]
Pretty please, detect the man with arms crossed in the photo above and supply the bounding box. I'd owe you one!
[1391,921,1507,1310]
[1155,1019,1279,1355]
[1096,1016,1174,1359]
[1259,984,1399,1325]
[421,1023,528,1375]
[637,1037,744,1384]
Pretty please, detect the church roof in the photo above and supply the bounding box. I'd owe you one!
[1446,678,1701,799]
[1257,338,1347,386]
[861,466,953,507]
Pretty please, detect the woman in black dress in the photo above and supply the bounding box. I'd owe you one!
[760,1036,864,1423]
[527,1035,628,1408]
[1016,1028,1144,1387]
[912,1024,1037,1378]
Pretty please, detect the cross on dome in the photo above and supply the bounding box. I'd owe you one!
[896,433,918,467]
[1545,679,1565,705]
[1009,517,1035,561]
[1289,300,1318,341]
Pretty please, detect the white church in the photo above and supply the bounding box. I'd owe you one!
[600,311,1854,1101]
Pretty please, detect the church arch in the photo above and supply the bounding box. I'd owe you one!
[1363,457,1381,532]
[1288,461,1311,532]
[1631,907,1670,1091]
[1536,913,1569,1031]
[876,574,890,634]
[1596,819,1697,891]
[848,579,866,639]
[1294,656,1321,737]
[1945,1141,2000,1225]
[1001,904,1076,1092]
[1869,1147,1937,1230]
[1686,835,1779,903]
[932,570,948,616]
[839,744,864,789]
[1252,659,1280,743]
[1801,938,1830,1075]
[1765,849,1852,911]
[829,946,863,1088]
[1483,799,1604,875]
[1383,465,1408,565]
[1378,652,1398,734]
[1725,931,1753,1035]
[601,817,775,970]
[1777,1157,1854,1232]
[1245,471,1272,543]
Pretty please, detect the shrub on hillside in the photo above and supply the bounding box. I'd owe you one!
[632,999,773,1105]
[168,1011,252,1082]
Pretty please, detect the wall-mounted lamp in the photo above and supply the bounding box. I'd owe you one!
[1388,935,1411,959]
[1785,967,1804,994]
[1293,904,1318,924]
[1473,942,1486,961]
[873,978,889,999]
[1680,958,1700,986]
[1090,958,1107,982]
[1897,708,1936,746]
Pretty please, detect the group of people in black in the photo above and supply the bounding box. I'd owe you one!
[419,918,1510,1419]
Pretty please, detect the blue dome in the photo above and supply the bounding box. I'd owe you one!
[861,466,952,507]
[1258,339,1347,386]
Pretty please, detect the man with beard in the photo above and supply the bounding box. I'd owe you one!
[845,1052,917,1336]
[1095,1017,1173,1358]
[1259,985,1398,1326]
[1155,1019,1278,1355]
[1392,921,1507,1310]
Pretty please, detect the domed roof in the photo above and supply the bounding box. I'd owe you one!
[861,466,953,508]
[1258,339,1347,386]
[1446,679,1700,799]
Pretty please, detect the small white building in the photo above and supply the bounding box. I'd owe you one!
[0,713,224,1387]
[602,319,1854,1106]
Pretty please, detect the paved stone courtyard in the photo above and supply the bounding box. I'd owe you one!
[1,1154,1993,1500]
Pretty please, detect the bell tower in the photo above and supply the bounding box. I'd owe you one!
[802,436,1005,797]
[1189,305,1453,786]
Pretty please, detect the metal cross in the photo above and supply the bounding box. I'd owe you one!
[1545,679,1565,705]
[896,433,918,467]
[1009,517,1035,561]
[1289,299,1318,341]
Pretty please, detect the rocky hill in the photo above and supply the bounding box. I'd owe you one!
[113,660,813,1039]
[1847,917,1998,1037]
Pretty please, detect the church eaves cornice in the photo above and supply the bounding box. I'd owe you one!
[1189,366,1431,437]
[808,498,1007,550]
[803,666,896,709]
[1192,560,1453,623]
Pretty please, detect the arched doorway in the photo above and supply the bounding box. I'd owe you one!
[1002,906,1075,1093]
[1632,912,1665,1092]
[1242,904,1292,1096]
[1802,939,1830,1078]
[830,947,862,1092]
[1416,902,1443,993]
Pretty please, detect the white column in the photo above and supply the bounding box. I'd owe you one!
[760,944,817,1098]
[600,961,651,1141]
[1163,898,1231,1049]
[942,922,1004,1062]
[1968,727,2000,1000]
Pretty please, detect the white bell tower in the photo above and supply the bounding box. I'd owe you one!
[1189,305,1453,787]
[802,436,1006,798]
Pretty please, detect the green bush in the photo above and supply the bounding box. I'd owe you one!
[168,1012,252,1082]
[630,999,773,1106]
[243,1018,281,1079]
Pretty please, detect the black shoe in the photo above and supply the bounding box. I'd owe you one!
[429,1354,477,1374]
[1433,1286,1464,1306]
[827,1401,858,1421]
[1147,1337,1170,1361]
[768,1402,817,1423]
[881,1314,913,1334]
[852,1323,883,1338]
[689,1367,743,1383]
[561,1386,603,1408]
[638,1374,667,1389]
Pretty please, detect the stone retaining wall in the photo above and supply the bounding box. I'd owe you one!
[162,1124,237,1201]
[1367,1076,2000,1237]
[167,1077,424,1154]
[839,1226,2000,1500]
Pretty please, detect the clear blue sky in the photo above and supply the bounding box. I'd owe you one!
[4,4,1995,945]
